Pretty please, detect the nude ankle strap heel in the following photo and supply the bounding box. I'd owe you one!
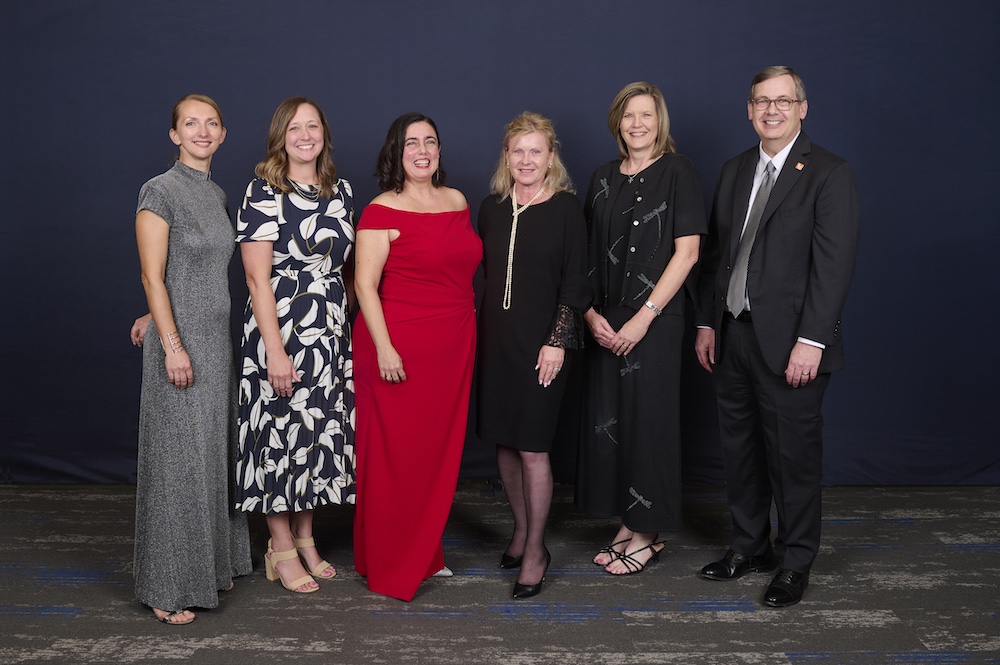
[293,537,336,578]
[265,539,318,593]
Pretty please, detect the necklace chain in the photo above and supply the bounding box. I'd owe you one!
[502,186,545,310]
[623,157,651,184]
[289,179,319,201]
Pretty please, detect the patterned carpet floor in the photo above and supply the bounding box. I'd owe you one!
[0,483,998,664]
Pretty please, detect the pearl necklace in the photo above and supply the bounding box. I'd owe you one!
[502,185,546,310]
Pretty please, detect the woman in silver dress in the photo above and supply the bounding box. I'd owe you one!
[131,94,251,624]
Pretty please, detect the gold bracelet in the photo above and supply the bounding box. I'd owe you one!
[166,331,184,354]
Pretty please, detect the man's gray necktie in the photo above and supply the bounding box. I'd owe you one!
[727,161,776,317]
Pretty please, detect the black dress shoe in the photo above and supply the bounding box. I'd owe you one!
[763,569,809,607]
[512,549,551,599]
[700,548,777,580]
[499,552,522,569]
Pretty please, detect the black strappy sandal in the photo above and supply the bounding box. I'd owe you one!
[605,542,665,575]
[593,537,632,565]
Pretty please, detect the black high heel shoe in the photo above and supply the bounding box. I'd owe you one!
[499,552,523,569]
[512,549,551,599]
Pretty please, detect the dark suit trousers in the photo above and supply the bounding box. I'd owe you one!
[714,315,829,574]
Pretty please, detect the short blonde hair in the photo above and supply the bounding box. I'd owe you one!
[489,111,574,199]
[606,82,676,159]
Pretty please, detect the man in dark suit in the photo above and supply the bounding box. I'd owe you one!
[695,66,859,607]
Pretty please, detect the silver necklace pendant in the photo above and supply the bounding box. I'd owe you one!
[289,180,319,202]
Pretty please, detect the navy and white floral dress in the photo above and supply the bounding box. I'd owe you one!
[234,177,356,513]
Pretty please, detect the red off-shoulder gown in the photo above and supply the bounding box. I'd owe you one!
[352,204,482,601]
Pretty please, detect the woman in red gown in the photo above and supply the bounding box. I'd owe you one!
[353,113,482,601]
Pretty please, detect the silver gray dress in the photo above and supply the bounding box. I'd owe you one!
[134,161,252,612]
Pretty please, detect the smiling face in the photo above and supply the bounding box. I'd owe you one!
[401,120,439,183]
[283,103,324,168]
[748,74,808,156]
[506,131,552,192]
[169,99,226,167]
[619,94,658,156]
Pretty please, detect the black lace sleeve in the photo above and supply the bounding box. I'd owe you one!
[544,304,584,350]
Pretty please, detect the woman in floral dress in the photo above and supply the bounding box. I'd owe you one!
[234,97,356,593]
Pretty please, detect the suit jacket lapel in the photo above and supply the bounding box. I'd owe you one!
[728,150,758,262]
[757,133,813,232]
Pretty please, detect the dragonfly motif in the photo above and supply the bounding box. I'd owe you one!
[607,234,625,265]
[639,201,668,258]
[619,358,641,377]
[592,177,610,206]
[627,486,652,511]
[631,272,657,301]
[594,418,619,445]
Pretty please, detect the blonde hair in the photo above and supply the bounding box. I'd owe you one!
[489,112,574,199]
[607,82,676,159]
[254,97,339,199]
[172,93,223,129]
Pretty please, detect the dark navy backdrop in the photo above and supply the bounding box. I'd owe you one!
[2,0,997,485]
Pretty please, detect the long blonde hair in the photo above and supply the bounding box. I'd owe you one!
[254,97,339,198]
[489,112,574,199]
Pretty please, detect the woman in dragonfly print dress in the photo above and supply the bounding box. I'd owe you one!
[576,82,706,575]
[234,97,356,593]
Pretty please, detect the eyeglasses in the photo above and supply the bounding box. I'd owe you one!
[750,98,801,111]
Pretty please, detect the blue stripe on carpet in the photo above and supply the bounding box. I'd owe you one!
[0,605,82,618]
[788,652,991,664]
[0,564,126,585]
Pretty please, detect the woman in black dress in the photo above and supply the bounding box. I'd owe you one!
[477,112,590,598]
[577,82,706,575]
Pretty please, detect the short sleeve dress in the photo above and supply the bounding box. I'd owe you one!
[476,191,591,451]
[234,177,356,513]
[576,154,707,534]
[134,161,252,613]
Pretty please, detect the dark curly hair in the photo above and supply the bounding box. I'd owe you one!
[375,112,446,193]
